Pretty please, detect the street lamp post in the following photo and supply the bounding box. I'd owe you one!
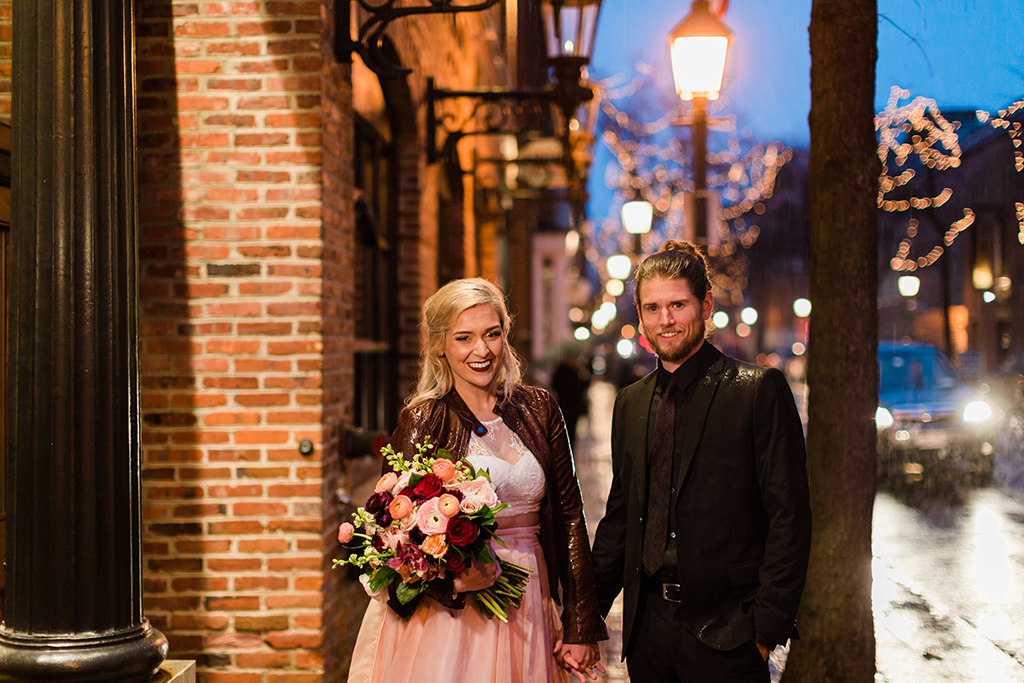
[668,0,732,244]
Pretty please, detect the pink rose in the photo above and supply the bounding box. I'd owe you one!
[421,533,449,559]
[389,494,414,520]
[337,522,354,544]
[432,459,457,483]
[416,499,450,536]
[437,493,461,518]
[394,471,411,493]
[457,477,499,507]
[375,472,398,494]
[460,498,483,515]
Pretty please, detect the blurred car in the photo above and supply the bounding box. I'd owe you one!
[875,341,1001,484]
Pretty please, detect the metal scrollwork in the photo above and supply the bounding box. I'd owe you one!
[337,0,502,78]
[426,77,559,171]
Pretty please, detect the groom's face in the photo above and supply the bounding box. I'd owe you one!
[637,276,713,372]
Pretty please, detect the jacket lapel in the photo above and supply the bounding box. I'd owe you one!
[673,352,727,493]
[630,372,657,509]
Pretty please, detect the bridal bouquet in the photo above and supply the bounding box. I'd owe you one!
[334,436,531,622]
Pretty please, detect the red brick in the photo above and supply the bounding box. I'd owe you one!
[235,652,292,668]
[264,632,322,650]
[236,614,290,631]
[206,340,262,354]
[203,377,260,389]
[172,613,230,630]
[203,411,261,426]
[205,596,260,611]
[203,673,262,683]
[265,410,320,425]
[265,594,319,609]
[267,484,319,497]
[233,501,289,516]
[234,430,290,444]
[171,576,229,592]
[208,484,264,497]
[208,557,262,571]
[238,282,293,295]
[234,576,289,591]
[238,538,290,553]
[175,21,232,37]
[208,520,265,534]
[205,302,263,317]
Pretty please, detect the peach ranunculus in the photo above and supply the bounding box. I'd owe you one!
[457,477,499,507]
[337,522,355,544]
[421,533,449,559]
[460,498,483,515]
[389,494,414,520]
[374,471,398,494]
[416,499,450,535]
[437,493,461,518]
[431,458,457,483]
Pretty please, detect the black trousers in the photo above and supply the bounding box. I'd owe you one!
[626,576,770,683]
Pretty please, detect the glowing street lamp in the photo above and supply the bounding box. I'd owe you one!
[667,0,732,102]
[668,0,732,245]
[897,275,920,298]
[621,199,653,235]
[606,254,633,281]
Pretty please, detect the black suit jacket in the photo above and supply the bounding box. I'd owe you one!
[592,345,811,655]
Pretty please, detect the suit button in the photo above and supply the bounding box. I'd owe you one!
[670,487,676,494]
[635,568,640,577]
[670,532,676,539]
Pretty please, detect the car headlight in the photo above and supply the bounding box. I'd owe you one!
[875,406,894,429]
[963,400,993,423]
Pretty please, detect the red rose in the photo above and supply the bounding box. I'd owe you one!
[412,473,444,500]
[445,549,467,574]
[447,518,479,547]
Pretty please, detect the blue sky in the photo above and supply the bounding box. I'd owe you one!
[584,0,1024,231]
[588,0,1024,146]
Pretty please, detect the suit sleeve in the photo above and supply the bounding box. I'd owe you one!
[591,388,629,618]
[750,368,812,645]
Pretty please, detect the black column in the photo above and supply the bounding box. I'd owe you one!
[0,0,168,681]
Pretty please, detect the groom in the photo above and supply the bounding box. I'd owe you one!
[591,241,812,682]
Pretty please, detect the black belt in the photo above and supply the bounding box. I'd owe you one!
[647,537,682,603]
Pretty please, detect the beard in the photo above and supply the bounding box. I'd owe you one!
[646,324,706,365]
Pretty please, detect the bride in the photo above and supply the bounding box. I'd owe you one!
[347,278,607,683]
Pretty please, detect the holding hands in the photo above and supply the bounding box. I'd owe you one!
[553,630,606,682]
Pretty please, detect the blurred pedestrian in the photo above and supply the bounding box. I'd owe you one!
[552,355,588,445]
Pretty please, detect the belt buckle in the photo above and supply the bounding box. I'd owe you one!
[662,583,681,603]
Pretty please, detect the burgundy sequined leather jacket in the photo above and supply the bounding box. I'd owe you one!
[386,384,608,644]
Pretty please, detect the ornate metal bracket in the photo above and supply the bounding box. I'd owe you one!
[336,0,501,78]
[426,77,561,168]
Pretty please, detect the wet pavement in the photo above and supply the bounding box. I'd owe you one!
[572,381,1024,682]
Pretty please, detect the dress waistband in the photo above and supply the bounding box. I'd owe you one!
[495,524,541,542]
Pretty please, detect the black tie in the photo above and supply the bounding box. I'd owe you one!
[643,380,676,575]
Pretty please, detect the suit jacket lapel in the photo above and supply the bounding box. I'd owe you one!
[674,353,727,493]
[630,372,657,510]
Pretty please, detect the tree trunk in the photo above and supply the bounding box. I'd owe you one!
[783,1,878,681]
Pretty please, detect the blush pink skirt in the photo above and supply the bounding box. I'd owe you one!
[346,525,568,683]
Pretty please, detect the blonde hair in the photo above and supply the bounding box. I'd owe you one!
[407,278,523,407]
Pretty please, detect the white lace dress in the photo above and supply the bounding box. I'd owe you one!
[346,417,568,683]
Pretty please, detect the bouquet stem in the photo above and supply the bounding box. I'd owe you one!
[471,559,532,623]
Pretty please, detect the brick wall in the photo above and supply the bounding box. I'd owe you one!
[135,2,328,681]
[0,0,10,123]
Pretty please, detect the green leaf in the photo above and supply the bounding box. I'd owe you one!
[369,567,398,594]
[409,473,423,487]
[436,448,456,461]
[396,581,427,605]
[475,543,494,564]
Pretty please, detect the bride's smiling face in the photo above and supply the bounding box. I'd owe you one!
[444,304,505,394]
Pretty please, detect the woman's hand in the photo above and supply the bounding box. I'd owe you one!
[452,556,501,593]
[553,630,606,682]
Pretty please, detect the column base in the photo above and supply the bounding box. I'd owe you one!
[0,619,168,683]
